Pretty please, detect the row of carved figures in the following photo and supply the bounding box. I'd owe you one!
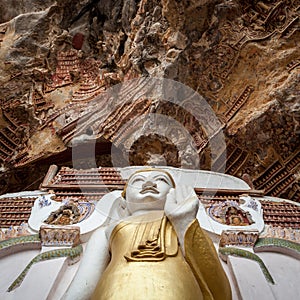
[0,197,37,227]
[0,111,25,163]
[213,141,299,202]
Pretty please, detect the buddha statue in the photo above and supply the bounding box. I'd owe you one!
[62,168,232,300]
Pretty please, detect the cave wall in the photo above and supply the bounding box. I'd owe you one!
[0,0,299,201]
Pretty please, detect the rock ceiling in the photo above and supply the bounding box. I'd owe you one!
[0,0,299,202]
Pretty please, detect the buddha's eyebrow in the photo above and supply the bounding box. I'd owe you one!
[131,174,146,180]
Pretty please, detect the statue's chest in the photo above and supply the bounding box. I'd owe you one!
[110,215,178,262]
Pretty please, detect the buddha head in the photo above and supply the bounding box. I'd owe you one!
[122,168,175,214]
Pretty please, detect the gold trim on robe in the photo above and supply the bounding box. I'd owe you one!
[92,212,232,300]
[124,215,178,262]
[184,219,232,300]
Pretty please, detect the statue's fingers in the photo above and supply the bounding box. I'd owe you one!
[180,194,199,213]
[185,186,195,200]
[175,185,189,203]
[168,187,176,200]
[165,188,176,207]
[177,185,195,204]
[174,186,183,204]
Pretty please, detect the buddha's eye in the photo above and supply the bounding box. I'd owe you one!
[156,177,169,184]
[131,177,144,185]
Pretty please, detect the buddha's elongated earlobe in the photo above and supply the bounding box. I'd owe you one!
[119,196,127,210]
[118,196,130,217]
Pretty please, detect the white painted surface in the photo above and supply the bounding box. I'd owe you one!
[0,246,81,300]
[259,252,300,300]
[0,190,47,199]
[0,249,40,297]
[228,255,276,300]
[227,251,300,300]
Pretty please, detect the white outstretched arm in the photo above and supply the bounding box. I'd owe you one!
[164,185,199,254]
[61,226,110,300]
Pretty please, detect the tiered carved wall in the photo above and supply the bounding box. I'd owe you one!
[0,196,37,227]
[40,165,125,202]
[0,0,299,201]
[0,110,27,164]
[261,200,300,229]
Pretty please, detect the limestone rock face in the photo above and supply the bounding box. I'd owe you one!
[0,0,299,201]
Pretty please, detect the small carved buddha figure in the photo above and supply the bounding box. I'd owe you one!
[226,207,243,226]
[225,206,254,226]
[62,169,232,300]
[44,201,80,225]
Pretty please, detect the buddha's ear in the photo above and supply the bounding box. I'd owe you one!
[117,196,129,218]
[119,196,127,210]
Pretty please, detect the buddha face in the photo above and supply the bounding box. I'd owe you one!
[125,170,174,214]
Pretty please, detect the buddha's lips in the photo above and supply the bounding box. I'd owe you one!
[140,187,159,194]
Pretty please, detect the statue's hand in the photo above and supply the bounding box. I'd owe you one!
[164,185,199,253]
[165,185,199,220]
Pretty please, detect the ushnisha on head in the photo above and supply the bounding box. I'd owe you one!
[121,168,176,214]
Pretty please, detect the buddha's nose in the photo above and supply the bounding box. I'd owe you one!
[142,180,157,189]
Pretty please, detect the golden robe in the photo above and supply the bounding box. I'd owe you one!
[92,212,231,300]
